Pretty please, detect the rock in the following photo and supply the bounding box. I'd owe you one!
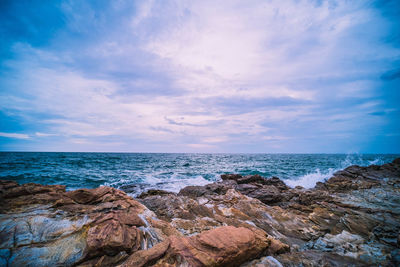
[221,174,242,181]
[138,189,175,198]
[276,251,367,267]
[391,249,400,266]
[138,159,400,266]
[121,226,270,267]
[0,182,169,266]
[242,255,284,267]
[178,180,237,198]
[266,237,290,255]
[1,158,399,266]
[86,217,141,257]
[306,230,391,264]
[247,185,282,204]
[118,239,170,267]
[219,174,293,205]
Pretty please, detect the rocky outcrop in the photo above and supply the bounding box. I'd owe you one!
[0,183,278,266]
[0,182,176,266]
[138,158,400,266]
[120,226,270,267]
[0,158,399,266]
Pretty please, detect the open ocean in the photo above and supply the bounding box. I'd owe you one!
[0,152,398,196]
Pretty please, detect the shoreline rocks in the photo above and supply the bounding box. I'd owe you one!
[1,158,399,266]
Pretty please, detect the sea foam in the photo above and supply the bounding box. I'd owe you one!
[283,168,336,189]
[283,155,387,189]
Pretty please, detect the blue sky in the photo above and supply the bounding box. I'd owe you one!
[0,0,399,153]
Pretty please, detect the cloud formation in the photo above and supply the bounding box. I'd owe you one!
[0,0,399,152]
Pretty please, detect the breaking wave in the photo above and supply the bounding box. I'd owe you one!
[283,154,388,189]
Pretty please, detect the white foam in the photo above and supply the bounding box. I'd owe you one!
[151,175,211,193]
[283,155,387,189]
[284,168,336,189]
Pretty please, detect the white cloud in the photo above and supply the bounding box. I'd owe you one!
[0,132,30,139]
[144,0,370,99]
[1,0,399,152]
[35,132,57,137]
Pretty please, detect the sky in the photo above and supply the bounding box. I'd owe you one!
[0,0,399,153]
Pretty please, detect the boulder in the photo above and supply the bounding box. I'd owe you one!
[121,226,270,267]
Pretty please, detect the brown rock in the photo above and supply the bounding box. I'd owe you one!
[121,226,269,267]
[266,237,290,255]
[119,240,170,267]
[138,189,175,198]
[87,220,141,257]
[0,182,167,267]
[221,174,243,181]
[247,185,282,204]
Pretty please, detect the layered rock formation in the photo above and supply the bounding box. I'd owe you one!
[0,158,399,266]
[0,183,178,266]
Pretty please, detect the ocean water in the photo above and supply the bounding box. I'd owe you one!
[0,153,398,195]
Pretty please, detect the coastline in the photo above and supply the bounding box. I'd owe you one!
[1,158,399,266]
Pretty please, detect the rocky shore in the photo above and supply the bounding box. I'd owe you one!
[1,158,399,266]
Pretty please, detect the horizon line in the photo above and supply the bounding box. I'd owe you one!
[1,151,399,155]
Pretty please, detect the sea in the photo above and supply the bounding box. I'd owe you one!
[0,153,398,196]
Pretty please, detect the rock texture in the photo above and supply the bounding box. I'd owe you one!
[0,158,399,266]
[138,158,400,266]
[0,183,175,266]
[120,226,269,267]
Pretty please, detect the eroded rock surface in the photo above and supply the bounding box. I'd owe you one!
[0,184,277,266]
[120,226,270,267]
[138,158,400,266]
[0,158,399,266]
[0,182,175,266]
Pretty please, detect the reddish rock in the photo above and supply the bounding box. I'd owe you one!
[86,219,141,257]
[121,226,270,267]
[266,237,290,255]
[119,240,170,267]
[0,182,168,266]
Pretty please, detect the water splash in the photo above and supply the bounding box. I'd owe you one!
[283,154,388,189]
[283,168,336,188]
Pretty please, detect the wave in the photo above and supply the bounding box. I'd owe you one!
[283,168,336,189]
[283,154,388,189]
[106,172,214,196]
[146,175,211,193]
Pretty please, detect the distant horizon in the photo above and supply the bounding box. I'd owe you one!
[1,151,399,155]
[1,1,399,153]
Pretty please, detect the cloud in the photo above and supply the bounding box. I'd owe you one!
[0,132,30,139]
[35,132,57,137]
[0,0,399,152]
